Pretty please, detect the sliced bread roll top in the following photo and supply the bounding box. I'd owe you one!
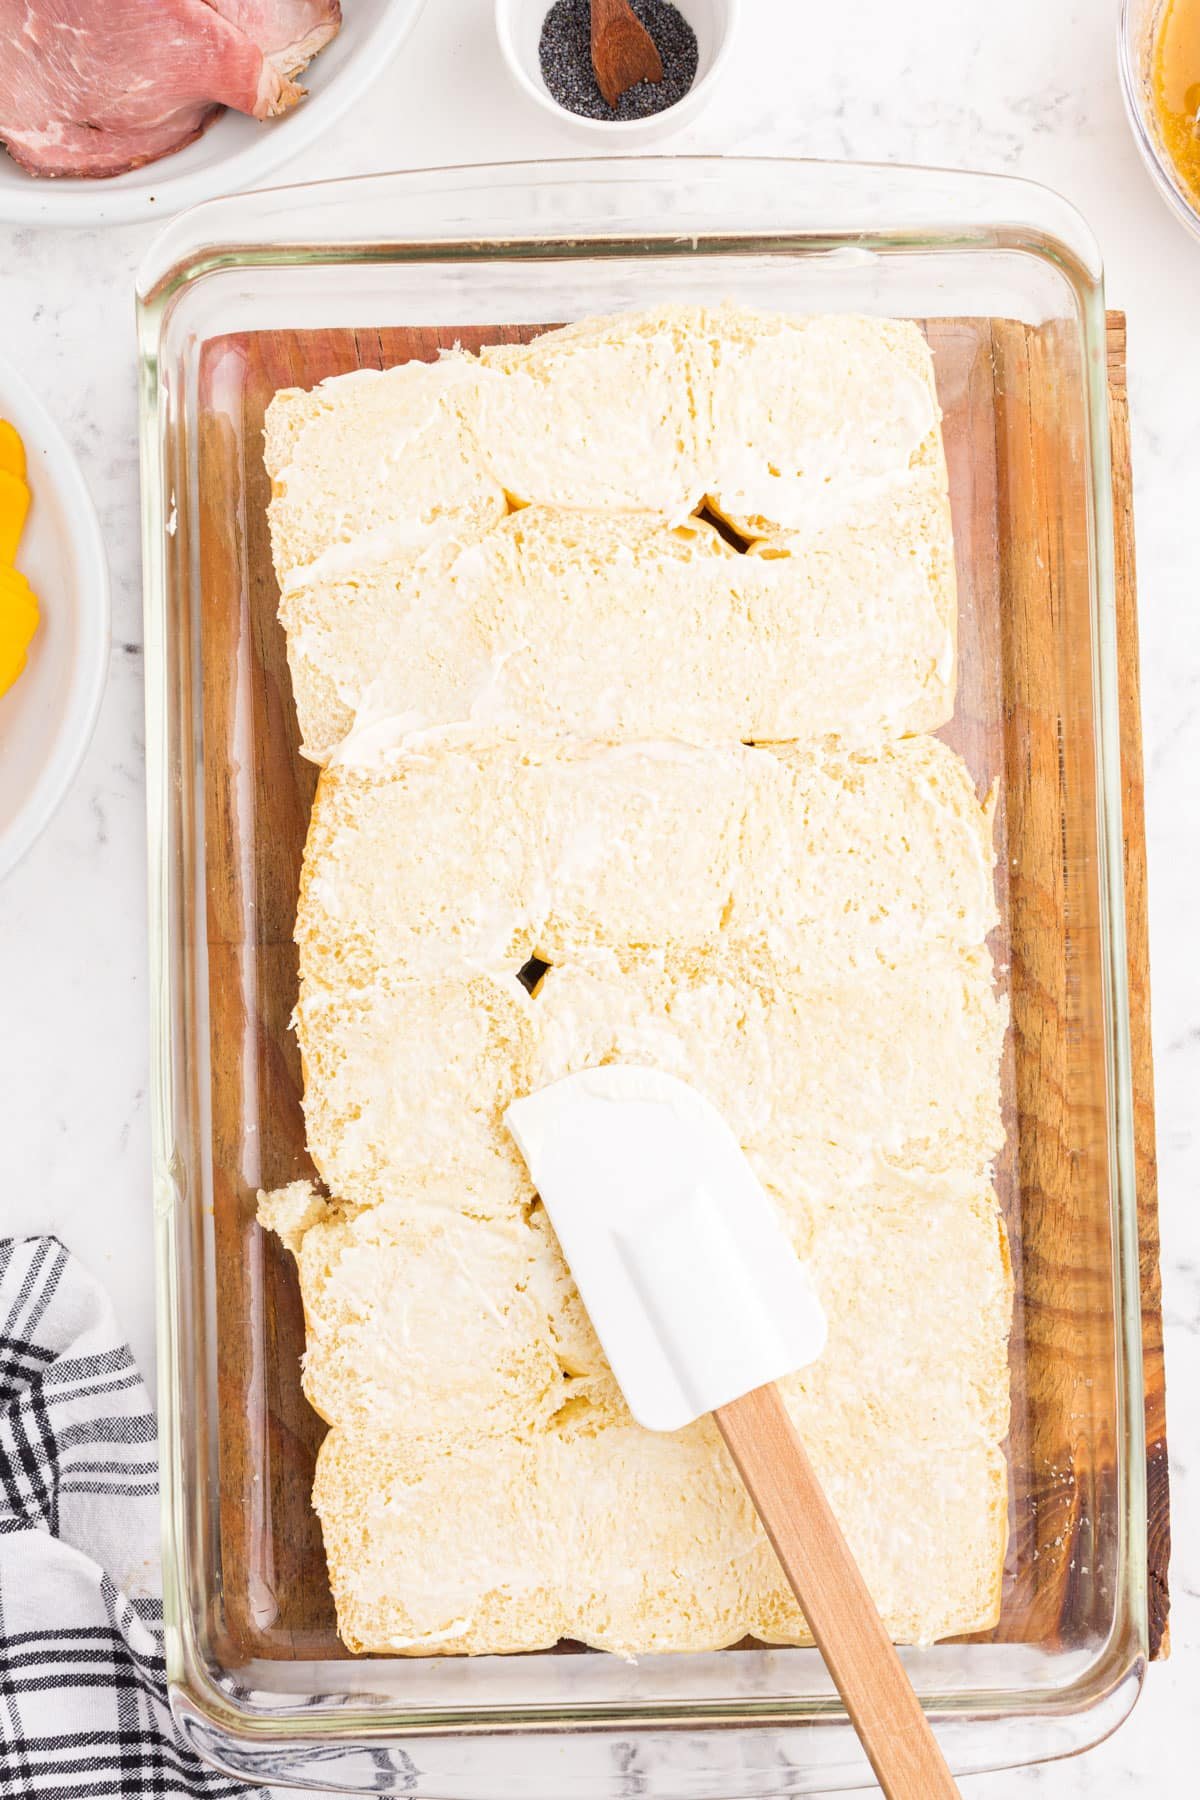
[696,306,945,538]
[265,355,505,590]
[470,305,944,538]
[735,734,999,971]
[275,497,956,763]
[312,1428,570,1657]
[297,735,998,991]
[256,1180,606,1441]
[308,1396,1008,1658]
[297,746,546,987]
[532,944,1006,1197]
[474,307,703,519]
[268,306,955,764]
[295,972,536,1213]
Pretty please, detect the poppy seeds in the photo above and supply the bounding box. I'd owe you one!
[538,0,700,122]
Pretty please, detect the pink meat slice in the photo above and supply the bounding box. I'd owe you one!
[213,1,341,57]
[0,0,341,179]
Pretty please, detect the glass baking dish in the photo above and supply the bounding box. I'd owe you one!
[137,158,1146,1795]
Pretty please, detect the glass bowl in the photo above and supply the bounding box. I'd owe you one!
[1119,0,1200,243]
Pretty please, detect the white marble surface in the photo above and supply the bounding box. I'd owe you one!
[0,0,1196,1793]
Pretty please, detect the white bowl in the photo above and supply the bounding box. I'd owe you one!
[0,357,109,880]
[496,0,738,141]
[0,0,427,227]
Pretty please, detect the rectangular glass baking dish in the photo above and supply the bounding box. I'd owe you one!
[137,158,1146,1795]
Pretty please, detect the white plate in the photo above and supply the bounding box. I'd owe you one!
[0,0,427,226]
[0,356,109,880]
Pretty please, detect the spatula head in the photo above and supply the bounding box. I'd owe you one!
[505,1067,826,1431]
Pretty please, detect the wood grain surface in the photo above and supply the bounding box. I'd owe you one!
[1108,318,1170,1659]
[196,310,1167,1667]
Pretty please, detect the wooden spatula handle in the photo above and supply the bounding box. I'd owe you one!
[714,1384,960,1800]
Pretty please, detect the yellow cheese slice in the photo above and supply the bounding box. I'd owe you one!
[0,420,26,481]
[0,468,30,564]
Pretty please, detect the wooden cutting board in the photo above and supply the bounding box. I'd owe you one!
[197,309,1168,1666]
[1108,316,1170,1658]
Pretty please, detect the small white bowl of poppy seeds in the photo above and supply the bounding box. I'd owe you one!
[496,0,738,139]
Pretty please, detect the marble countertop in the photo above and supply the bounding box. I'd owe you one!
[0,1,1195,1793]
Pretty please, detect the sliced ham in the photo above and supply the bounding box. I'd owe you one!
[0,0,341,179]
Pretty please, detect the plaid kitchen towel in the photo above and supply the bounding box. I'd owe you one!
[0,1236,262,1800]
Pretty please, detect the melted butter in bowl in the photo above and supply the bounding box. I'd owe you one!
[1153,0,1200,206]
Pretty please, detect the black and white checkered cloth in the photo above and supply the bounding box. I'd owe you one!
[0,1236,263,1800]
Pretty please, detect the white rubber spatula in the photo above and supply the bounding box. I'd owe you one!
[506,1066,960,1800]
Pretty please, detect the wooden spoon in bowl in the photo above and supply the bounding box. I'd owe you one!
[591,0,663,108]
